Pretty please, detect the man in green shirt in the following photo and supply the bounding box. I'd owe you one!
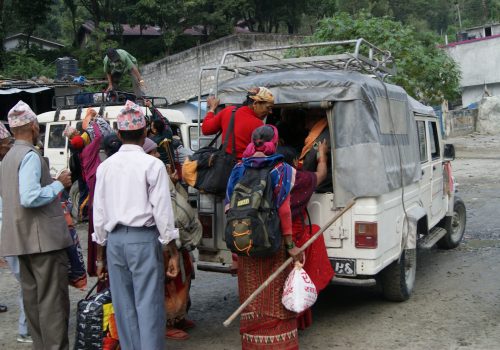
[104,48,145,97]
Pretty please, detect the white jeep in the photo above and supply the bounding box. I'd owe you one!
[194,39,466,301]
[36,94,202,176]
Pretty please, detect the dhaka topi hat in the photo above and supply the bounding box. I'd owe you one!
[117,100,146,131]
[8,101,37,128]
[142,137,157,154]
[63,125,78,138]
[0,123,11,140]
[247,87,274,103]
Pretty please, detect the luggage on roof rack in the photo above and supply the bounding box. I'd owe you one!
[52,91,168,110]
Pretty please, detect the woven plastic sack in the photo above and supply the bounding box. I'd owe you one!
[282,262,318,313]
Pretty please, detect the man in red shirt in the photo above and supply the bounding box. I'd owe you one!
[201,87,274,159]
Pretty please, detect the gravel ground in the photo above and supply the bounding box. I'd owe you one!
[1,133,499,350]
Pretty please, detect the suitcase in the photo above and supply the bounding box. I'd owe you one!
[74,282,113,350]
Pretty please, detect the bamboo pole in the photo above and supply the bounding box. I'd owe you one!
[223,199,356,327]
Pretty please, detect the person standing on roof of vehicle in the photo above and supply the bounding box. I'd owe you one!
[104,48,145,97]
[202,87,274,159]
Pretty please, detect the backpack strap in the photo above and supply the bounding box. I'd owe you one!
[222,107,237,156]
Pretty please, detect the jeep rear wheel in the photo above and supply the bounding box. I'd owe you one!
[379,249,416,302]
[437,197,466,250]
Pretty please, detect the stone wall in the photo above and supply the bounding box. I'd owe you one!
[142,34,305,103]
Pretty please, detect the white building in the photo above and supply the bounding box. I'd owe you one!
[443,24,500,108]
[3,33,64,52]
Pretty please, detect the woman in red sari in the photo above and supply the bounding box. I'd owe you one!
[278,143,335,330]
[226,125,303,350]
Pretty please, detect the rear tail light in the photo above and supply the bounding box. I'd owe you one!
[355,222,378,248]
[198,214,213,239]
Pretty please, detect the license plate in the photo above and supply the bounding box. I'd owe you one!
[330,258,356,276]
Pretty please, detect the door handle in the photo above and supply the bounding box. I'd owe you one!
[421,170,425,176]
[59,151,64,155]
[432,165,436,171]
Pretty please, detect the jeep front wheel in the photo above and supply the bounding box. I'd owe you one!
[379,248,416,302]
[437,197,466,249]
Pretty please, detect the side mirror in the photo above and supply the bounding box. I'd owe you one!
[444,144,455,161]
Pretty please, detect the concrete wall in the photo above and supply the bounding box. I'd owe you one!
[444,36,500,107]
[462,83,500,108]
[142,34,305,103]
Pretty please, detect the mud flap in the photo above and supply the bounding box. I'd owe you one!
[404,206,427,250]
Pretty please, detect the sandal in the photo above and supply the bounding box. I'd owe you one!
[165,327,189,340]
[0,304,7,313]
[176,318,195,331]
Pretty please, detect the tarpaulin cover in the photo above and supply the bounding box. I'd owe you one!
[218,69,429,204]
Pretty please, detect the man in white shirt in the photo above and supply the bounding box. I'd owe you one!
[93,100,179,350]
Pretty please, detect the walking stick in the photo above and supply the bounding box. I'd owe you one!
[223,198,356,327]
[159,138,176,169]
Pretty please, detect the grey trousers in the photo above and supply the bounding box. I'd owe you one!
[107,226,165,350]
[5,256,28,336]
[18,249,70,350]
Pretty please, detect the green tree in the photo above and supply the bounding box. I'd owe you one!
[311,13,461,104]
[14,0,52,47]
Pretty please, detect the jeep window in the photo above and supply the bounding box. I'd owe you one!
[48,124,66,148]
[416,121,428,162]
[428,121,440,159]
[189,126,216,151]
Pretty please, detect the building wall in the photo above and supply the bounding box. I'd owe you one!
[462,83,500,107]
[445,37,500,107]
[466,24,500,38]
[444,37,500,107]
[142,34,305,103]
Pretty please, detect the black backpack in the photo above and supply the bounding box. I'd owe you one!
[225,164,282,257]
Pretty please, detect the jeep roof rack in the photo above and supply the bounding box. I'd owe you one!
[199,38,395,93]
[52,91,168,110]
[196,38,396,126]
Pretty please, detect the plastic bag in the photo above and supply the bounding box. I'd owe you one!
[282,262,318,313]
